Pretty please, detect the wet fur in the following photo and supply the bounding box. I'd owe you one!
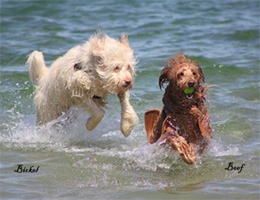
[27,32,138,137]
[145,53,212,164]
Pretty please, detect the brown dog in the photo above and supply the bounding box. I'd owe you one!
[144,53,212,164]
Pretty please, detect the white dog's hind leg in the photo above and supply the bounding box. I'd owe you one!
[82,98,104,131]
[118,91,139,137]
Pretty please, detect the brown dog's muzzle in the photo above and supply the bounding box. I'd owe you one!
[188,80,195,87]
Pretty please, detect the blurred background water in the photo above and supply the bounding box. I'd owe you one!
[0,0,259,199]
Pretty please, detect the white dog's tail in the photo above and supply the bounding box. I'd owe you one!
[27,51,48,85]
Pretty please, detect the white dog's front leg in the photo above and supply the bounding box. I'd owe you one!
[83,98,104,131]
[118,91,138,137]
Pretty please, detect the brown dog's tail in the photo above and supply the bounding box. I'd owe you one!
[144,109,162,143]
[26,51,48,85]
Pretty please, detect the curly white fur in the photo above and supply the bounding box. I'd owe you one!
[27,32,138,137]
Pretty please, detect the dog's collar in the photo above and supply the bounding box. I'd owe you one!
[163,107,190,116]
[93,95,102,99]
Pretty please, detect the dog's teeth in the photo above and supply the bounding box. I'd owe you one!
[185,94,193,100]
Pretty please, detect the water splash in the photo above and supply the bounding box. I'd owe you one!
[1,103,241,174]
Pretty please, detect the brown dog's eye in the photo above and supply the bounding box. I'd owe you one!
[178,72,184,78]
[193,72,197,76]
[74,63,82,70]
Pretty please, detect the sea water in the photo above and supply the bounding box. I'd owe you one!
[1,1,259,199]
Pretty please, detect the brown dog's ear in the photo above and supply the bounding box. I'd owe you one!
[198,66,205,83]
[159,67,170,89]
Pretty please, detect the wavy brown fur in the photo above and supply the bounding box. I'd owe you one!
[145,53,212,164]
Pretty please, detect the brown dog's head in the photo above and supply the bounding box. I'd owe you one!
[159,53,205,99]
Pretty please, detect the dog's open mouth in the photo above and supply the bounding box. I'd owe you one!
[183,87,195,100]
[185,93,193,100]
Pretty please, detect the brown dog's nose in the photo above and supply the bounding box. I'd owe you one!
[188,80,195,87]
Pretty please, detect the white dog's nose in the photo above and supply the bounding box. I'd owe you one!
[124,80,132,87]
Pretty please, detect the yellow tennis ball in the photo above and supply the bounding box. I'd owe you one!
[183,88,195,95]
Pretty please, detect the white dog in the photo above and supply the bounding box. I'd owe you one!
[27,32,138,137]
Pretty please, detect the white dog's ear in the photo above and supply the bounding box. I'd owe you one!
[90,34,104,54]
[121,34,130,47]
[94,55,103,66]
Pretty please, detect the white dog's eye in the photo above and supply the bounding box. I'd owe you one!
[114,66,120,71]
[74,63,82,70]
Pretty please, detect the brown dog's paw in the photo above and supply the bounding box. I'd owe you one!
[190,105,212,139]
[168,134,196,164]
[160,131,196,164]
[198,114,212,139]
[190,105,203,118]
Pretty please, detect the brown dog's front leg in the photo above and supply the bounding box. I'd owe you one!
[190,105,212,139]
[168,134,197,164]
[161,116,197,164]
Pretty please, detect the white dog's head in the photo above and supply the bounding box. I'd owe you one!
[69,32,137,99]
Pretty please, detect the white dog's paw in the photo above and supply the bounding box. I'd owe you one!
[120,112,139,137]
[86,118,96,131]
[85,113,104,131]
[86,117,100,131]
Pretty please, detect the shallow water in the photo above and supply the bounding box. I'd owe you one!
[1,0,260,199]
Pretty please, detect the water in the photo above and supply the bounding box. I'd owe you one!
[1,0,259,199]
